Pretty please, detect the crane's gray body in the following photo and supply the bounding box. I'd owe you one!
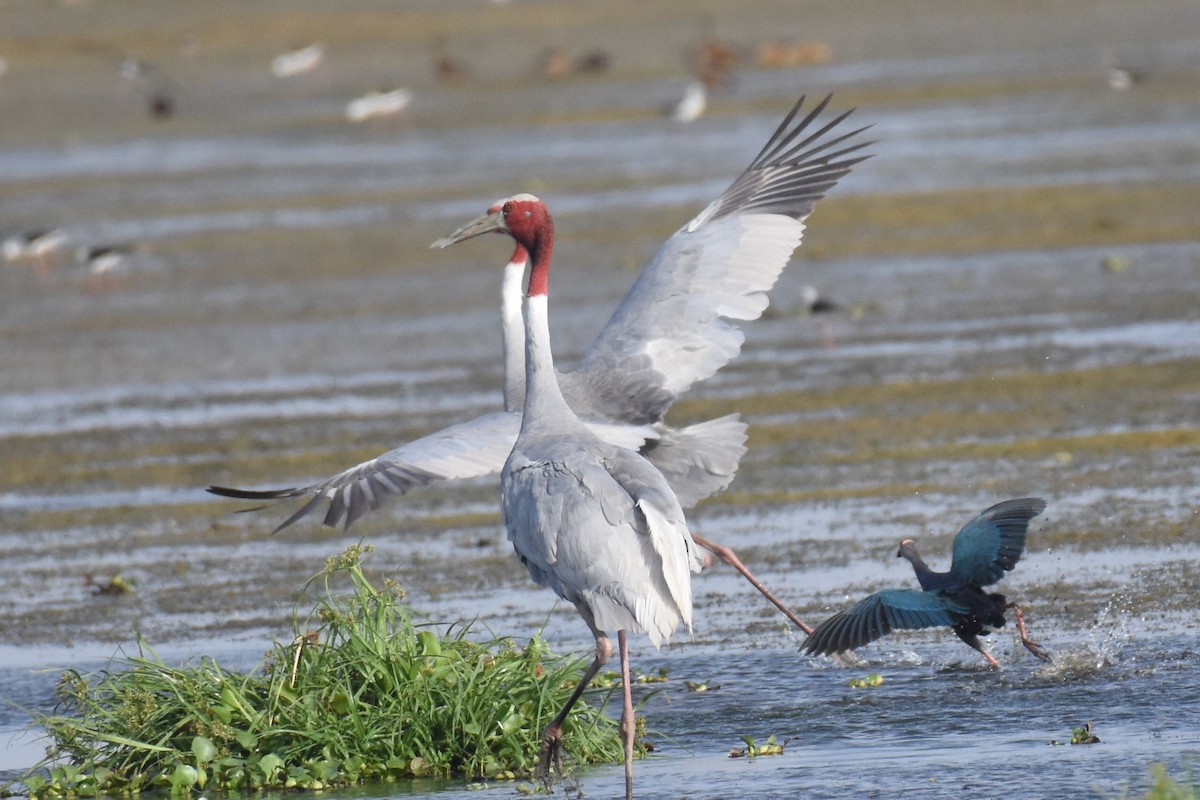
[503,293,703,644]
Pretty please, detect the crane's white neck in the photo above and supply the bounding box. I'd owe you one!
[521,293,572,426]
[501,254,527,412]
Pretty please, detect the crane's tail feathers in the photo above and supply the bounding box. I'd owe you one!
[584,590,682,650]
[643,414,748,508]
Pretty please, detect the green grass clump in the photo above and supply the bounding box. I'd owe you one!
[1136,763,1198,800]
[19,545,623,797]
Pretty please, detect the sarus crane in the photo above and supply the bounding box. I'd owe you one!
[436,192,704,799]
[209,95,872,633]
[803,498,1053,668]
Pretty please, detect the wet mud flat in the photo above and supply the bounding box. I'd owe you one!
[2,0,1199,797]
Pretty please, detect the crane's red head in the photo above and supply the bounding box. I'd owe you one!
[432,193,554,295]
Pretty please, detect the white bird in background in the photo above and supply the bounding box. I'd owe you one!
[76,245,130,276]
[3,228,71,278]
[435,193,704,798]
[670,81,708,123]
[344,88,412,122]
[271,43,325,78]
[210,95,872,632]
[3,229,70,263]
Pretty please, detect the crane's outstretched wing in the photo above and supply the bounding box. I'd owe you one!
[802,589,963,656]
[566,94,873,424]
[208,411,525,532]
[209,412,655,533]
[949,497,1046,588]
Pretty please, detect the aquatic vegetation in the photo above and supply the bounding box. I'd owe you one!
[84,575,136,596]
[847,673,884,688]
[17,546,623,797]
[594,666,671,689]
[1051,720,1102,746]
[1072,721,1102,745]
[728,735,788,758]
[1138,763,1197,800]
[1110,762,1199,800]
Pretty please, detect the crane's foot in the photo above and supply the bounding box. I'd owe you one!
[981,649,1002,669]
[1008,603,1052,663]
[537,722,565,782]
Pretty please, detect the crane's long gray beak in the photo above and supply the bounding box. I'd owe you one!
[431,208,506,249]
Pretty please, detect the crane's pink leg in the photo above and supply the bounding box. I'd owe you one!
[1008,602,1052,662]
[691,534,813,635]
[539,633,612,781]
[618,630,634,800]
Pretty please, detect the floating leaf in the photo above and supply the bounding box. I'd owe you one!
[169,764,198,789]
[258,753,284,779]
[191,736,217,765]
[848,674,884,688]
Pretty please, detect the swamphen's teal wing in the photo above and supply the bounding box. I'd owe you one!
[949,497,1046,588]
[803,589,967,656]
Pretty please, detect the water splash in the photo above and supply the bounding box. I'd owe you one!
[1033,573,1139,681]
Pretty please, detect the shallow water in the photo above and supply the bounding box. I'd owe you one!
[1,0,1199,797]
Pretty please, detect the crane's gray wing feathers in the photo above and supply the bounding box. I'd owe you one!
[803,589,959,656]
[209,410,656,534]
[603,442,706,614]
[950,497,1046,587]
[208,411,526,533]
[570,95,872,423]
[694,94,872,225]
[501,446,696,647]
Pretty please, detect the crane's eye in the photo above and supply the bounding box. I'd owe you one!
[502,201,514,214]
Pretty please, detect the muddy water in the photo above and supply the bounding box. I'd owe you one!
[1,0,1199,797]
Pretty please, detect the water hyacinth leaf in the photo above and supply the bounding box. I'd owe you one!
[191,735,217,764]
[258,753,284,779]
[235,729,258,750]
[500,710,526,735]
[311,758,340,781]
[169,764,198,789]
